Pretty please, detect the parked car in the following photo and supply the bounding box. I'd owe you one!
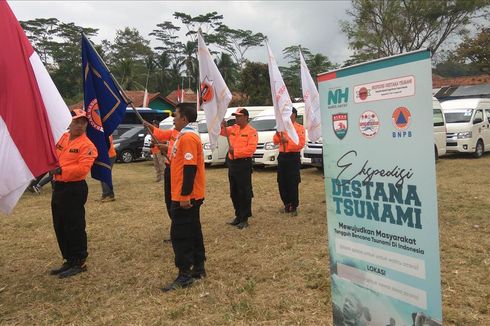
[114,126,148,163]
[441,98,490,158]
[303,137,323,171]
[432,97,447,160]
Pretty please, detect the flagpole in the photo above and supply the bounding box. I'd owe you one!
[81,33,166,157]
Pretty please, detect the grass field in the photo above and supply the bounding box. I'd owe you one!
[0,154,489,325]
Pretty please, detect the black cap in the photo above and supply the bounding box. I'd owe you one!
[292,107,298,115]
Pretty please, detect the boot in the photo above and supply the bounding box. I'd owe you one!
[49,261,72,275]
[235,221,249,229]
[58,259,87,278]
[161,271,194,292]
[227,218,240,226]
[191,263,206,279]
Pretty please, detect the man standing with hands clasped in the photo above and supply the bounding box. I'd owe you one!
[221,108,258,229]
[273,107,305,216]
[50,109,98,278]
[161,103,206,292]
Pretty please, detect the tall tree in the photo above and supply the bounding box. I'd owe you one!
[173,11,223,41]
[180,40,198,89]
[216,52,239,89]
[240,62,271,105]
[213,25,266,70]
[47,22,98,103]
[106,27,153,90]
[454,27,490,73]
[20,18,59,65]
[342,0,489,63]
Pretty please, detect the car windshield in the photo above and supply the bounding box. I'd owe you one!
[120,127,144,139]
[250,118,276,131]
[160,124,173,130]
[198,122,208,133]
[444,109,473,123]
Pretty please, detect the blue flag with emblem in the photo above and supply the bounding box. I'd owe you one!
[81,33,127,189]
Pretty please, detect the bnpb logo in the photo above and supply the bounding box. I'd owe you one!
[392,106,411,130]
[86,99,104,132]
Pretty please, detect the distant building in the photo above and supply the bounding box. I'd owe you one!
[69,90,176,112]
[433,74,490,100]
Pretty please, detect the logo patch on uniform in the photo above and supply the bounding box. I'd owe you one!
[200,76,214,104]
[69,148,79,153]
[359,110,380,138]
[332,113,348,139]
[184,152,193,160]
[392,106,411,130]
[86,99,104,132]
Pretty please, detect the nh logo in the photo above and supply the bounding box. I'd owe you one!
[328,88,349,105]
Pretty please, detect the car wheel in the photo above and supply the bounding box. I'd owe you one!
[434,145,439,162]
[474,140,484,158]
[121,150,134,163]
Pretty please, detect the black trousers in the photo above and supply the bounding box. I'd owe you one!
[277,152,301,210]
[228,158,253,222]
[51,180,88,262]
[164,164,171,218]
[170,200,206,273]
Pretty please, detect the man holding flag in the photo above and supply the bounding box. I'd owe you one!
[267,42,303,215]
[272,107,305,216]
[50,109,98,278]
[81,34,128,200]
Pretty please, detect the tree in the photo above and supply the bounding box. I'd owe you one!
[180,40,198,89]
[213,25,266,70]
[173,11,223,41]
[105,27,153,90]
[47,22,98,103]
[341,0,490,63]
[216,52,239,89]
[20,18,59,65]
[240,62,271,105]
[279,45,334,98]
[454,27,490,72]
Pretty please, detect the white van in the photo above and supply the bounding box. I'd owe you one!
[200,106,267,165]
[441,98,490,158]
[250,103,311,167]
[433,97,447,160]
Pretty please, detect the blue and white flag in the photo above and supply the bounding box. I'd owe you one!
[81,34,127,188]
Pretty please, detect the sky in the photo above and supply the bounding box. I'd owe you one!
[9,0,354,66]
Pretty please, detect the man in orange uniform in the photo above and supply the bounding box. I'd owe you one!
[273,107,305,216]
[162,103,206,292]
[50,109,98,278]
[100,135,116,202]
[221,108,258,229]
[143,119,179,220]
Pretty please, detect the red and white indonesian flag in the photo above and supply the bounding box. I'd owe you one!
[300,50,321,142]
[0,1,71,214]
[266,42,298,144]
[197,31,232,150]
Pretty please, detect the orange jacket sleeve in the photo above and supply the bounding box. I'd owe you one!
[220,125,233,137]
[288,123,305,151]
[153,128,172,142]
[234,127,258,158]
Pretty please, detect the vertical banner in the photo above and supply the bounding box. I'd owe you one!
[318,50,442,326]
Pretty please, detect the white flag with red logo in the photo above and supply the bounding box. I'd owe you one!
[197,31,232,150]
[300,50,321,141]
[0,1,71,214]
[266,42,298,144]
